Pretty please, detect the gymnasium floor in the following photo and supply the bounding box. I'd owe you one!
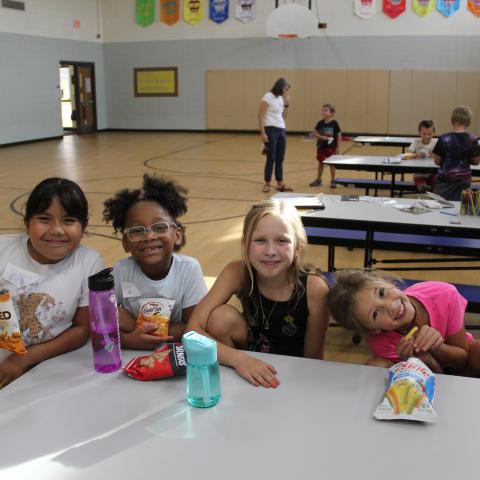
[1,131,478,364]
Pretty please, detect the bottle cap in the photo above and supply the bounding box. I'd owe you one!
[88,268,115,291]
[182,331,217,365]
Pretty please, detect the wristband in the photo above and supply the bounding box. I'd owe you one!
[284,104,289,108]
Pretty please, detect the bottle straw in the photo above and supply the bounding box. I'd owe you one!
[95,299,113,352]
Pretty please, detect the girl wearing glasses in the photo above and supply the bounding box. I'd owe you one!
[0,178,104,388]
[103,174,208,349]
[185,200,329,388]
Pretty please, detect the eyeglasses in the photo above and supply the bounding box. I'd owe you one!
[123,221,177,242]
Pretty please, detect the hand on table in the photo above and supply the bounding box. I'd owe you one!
[0,354,32,389]
[233,353,280,388]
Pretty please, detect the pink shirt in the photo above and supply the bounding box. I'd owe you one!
[367,282,473,363]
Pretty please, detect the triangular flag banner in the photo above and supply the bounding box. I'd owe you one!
[412,0,435,17]
[235,0,256,23]
[160,0,180,25]
[468,0,480,16]
[184,0,205,25]
[136,0,155,27]
[210,0,229,23]
[383,0,406,18]
[437,0,459,17]
[354,0,376,20]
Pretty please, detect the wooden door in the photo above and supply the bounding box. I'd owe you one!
[76,64,97,134]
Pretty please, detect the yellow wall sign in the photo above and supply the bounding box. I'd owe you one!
[134,67,178,97]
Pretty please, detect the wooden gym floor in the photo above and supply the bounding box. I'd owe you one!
[1,131,478,365]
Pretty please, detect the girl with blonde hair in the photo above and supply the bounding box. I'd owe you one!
[186,200,329,388]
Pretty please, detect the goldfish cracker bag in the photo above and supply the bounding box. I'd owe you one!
[374,357,437,423]
[0,289,26,355]
[136,298,174,337]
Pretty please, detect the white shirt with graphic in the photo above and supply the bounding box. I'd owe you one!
[0,234,104,352]
[113,254,208,324]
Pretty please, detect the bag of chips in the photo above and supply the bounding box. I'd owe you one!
[123,343,186,381]
[374,357,437,423]
[136,298,174,337]
[0,288,27,355]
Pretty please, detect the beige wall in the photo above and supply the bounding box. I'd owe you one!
[207,69,480,136]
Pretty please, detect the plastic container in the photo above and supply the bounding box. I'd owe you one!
[182,331,221,408]
[88,268,121,373]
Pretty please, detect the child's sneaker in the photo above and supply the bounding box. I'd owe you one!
[309,179,322,187]
[330,181,337,188]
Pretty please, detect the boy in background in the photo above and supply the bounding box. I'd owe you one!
[403,120,437,193]
[432,106,480,201]
[309,103,342,188]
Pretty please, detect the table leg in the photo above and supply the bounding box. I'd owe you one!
[364,231,374,268]
[328,241,336,272]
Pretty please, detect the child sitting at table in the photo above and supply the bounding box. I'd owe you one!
[327,269,480,376]
[404,120,437,193]
[103,174,208,349]
[0,178,104,388]
[185,199,329,388]
[432,105,480,201]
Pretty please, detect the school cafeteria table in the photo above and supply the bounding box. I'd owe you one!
[2,346,480,479]
[301,194,480,271]
[324,155,480,196]
[324,154,480,177]
[353,135,416,152]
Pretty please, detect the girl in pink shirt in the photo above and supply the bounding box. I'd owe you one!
[327,269,480,376]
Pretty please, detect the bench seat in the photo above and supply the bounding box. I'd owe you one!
[334,177,416,195]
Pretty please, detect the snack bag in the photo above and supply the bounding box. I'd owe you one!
[123,343,186,381]
[374,357,437,423]
[136,298,174,337]
[0,289,27,355]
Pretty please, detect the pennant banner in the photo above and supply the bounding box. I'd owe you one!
[235,0,256,23]
[354,0,376,20]
[412,0,436,17]
[383,0,406,18]
[437,0,459,17]
[160,0,180,25]
[136,0,155,27]
[210,0,229,23]
[468,0,480,16]
[184,0,205,25]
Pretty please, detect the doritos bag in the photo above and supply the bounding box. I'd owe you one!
[123,343,186,381]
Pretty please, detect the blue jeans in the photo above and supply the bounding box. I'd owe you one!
[264,126,286,183]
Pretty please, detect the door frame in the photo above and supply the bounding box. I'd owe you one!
[60,61,98,134]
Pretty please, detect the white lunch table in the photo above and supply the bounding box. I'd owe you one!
[1,346,480,479]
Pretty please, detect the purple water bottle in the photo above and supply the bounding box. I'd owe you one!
[88,268,122,373]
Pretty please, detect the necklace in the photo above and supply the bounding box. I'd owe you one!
[257,289,277,330]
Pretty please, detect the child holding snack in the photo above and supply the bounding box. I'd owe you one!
[186,200,329,388]
[403,120,437,193]
[103,174,207,350]
[0,178,104,388]
[432,105,480,201]
[309,103,342,188]
[327,269,480,376]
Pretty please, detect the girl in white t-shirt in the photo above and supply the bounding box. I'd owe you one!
[258,77,293,194]
[103,174,207,350]
[0,178,104,388]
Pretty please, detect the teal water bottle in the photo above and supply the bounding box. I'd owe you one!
[182,331,221,408]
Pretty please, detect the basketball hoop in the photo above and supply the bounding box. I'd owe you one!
[266,4,317,39]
